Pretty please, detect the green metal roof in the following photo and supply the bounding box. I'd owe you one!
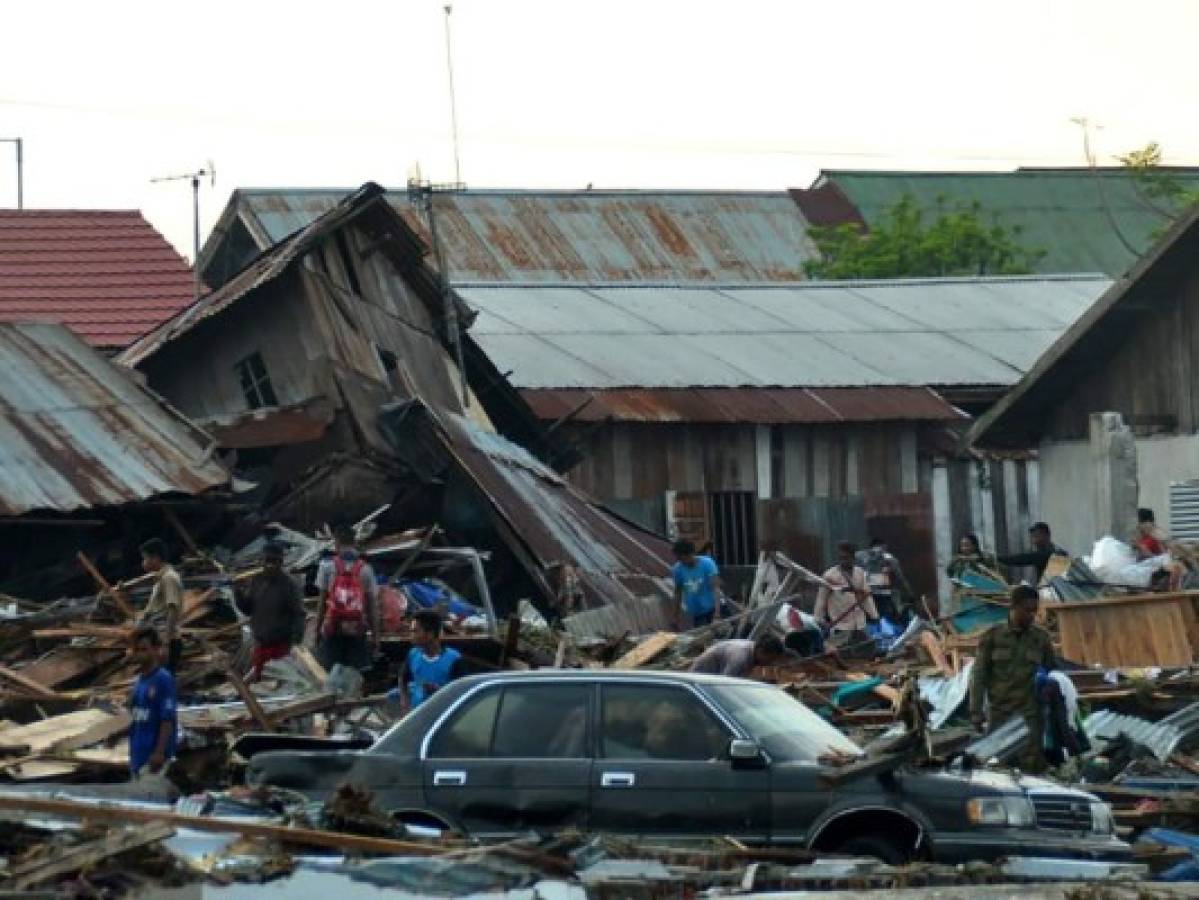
[818,169,1199,277]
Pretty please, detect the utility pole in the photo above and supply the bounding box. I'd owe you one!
[408,177,468,408]
[151,162,215,299]
[443,4,462,185]
[0,138,22,208]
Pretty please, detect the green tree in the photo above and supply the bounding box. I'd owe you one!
[803,194,1046,280]
[1119,141,1199,226]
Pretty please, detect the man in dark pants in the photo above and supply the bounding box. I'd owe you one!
[314,527,379,671]
[235,542,306,682]
[970,585,1056,771]
[998,522,1068,583]
[140,539,183,674]
[128,626,177,778]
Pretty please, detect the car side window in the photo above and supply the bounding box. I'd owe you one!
[601,684,731,760]
[428,688,500,758]
[492,684,592,759]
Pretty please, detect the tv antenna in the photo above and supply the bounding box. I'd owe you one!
[443,4,462,185]
[151,161,216,298]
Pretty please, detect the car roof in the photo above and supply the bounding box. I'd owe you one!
[450,669,759,689]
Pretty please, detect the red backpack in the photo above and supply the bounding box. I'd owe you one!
[324,557,367,636]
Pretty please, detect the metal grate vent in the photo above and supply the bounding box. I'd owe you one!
[1169,481,1199,541]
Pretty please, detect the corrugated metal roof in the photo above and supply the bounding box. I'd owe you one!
[199,188,817,288]
[461,275,1110,390]
[522,387,965,424]
[435,410,672,608]
[0,210,196,349]
[800,169,1199,277]
[0,321,228,516]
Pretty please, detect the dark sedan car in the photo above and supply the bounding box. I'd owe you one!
[248,670,1128,863]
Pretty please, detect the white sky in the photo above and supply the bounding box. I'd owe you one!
[2,0,1198,260]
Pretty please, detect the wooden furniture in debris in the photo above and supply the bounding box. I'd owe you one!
[1055,591,1199,667]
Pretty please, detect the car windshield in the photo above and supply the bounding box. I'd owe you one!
[708,683,862,762]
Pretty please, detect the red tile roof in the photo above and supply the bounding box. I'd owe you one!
[0,210,195,349]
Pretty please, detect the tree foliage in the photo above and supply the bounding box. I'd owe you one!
[803,194,1046,280]
[1118,141,1199,225]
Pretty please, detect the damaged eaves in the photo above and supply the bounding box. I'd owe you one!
[0,321,228,517]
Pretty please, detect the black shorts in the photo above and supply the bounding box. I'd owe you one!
[318,632,372,670]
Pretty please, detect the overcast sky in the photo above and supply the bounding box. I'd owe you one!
[2,0,1197,259]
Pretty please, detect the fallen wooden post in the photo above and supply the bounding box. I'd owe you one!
[0,794,453,857]
[77,552,136,621]
[227,670,274,732]
[0,665,65,702]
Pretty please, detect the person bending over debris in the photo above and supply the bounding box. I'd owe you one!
[1134,508,1168,559]
[314,526,380,671]
[814,541,879,635]
[689,634,787,678]
[235,542,306,682]
[970,585,1055,770]
[128,625,177,778]
[390,609,465,712]
[671,540,722,629]
[1037,667,1089,766]
[997,522,1068,583]
[140,538,183,674]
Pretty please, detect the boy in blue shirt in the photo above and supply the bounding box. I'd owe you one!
[390,610,464,713]
[128,626,177,778]
[671,540,722,629]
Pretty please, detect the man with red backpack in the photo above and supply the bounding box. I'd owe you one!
[314,526,380,671]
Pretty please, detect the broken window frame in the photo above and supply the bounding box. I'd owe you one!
[234,351,279,411]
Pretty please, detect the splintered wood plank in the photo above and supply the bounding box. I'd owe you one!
[0,709,130,756]
[609,631,677,669]
[0,665,64,701]
[228,670,274,732]
[291,646,328,686]
[10,822,174,889]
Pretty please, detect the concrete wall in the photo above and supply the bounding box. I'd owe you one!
[1039,433,1199,553]
[1036,439,1094,556]
[1136,434,1199,533]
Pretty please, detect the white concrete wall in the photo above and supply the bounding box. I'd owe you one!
[1136,434,1199,534]
[1039,434,1199,553]
[1036,439,1095,557]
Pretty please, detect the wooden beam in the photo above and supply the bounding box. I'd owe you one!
[76,552,136,620]
[0,794,451,857]
[163,508,199,556]
[0,666,63,702]
[609,631,676,669]
[227,670,274,732]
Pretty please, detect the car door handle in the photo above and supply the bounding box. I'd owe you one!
[601,771,636,788]
[433,770,467,786]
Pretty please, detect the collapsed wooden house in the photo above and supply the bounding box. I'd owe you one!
[118,184,672,623]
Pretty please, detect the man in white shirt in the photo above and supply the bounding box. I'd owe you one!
[814,541,879,635]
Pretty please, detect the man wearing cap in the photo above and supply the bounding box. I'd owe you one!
[234,542,307,682]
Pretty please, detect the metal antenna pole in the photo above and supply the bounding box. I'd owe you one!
[151,164,215,300]
[444,4,462,185]
[409,179,469,408]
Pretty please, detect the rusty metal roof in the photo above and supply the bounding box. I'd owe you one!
[434,409,673,608]
[0,321,228,516]
[461,276,1110,390]
[522,387,965,424]
[198,188,817,288]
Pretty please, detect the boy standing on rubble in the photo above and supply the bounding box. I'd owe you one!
[390,609,465,712]
[970,585,1055,770]
[235,542,306,682]
[140,539,184,674]
[128,626,177,778]
[671,540,722,629]
[814,541,879,636]
[314,526,380,671]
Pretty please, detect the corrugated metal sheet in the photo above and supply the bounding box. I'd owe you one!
[522,387,964,424]
[200,189,817,288]
[802,168,1199,277]
[461,275,1110,389]
[435,410,673,609]
[0,321,228,516]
